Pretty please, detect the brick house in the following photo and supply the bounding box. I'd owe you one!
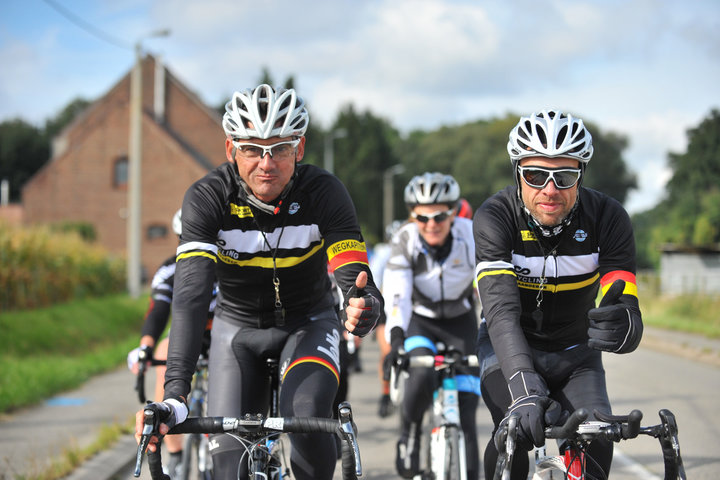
[22,55,226,280]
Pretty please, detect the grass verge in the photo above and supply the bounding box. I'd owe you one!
[0,293,148,413]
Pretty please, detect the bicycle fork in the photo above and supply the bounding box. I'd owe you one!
[430,376,467,480]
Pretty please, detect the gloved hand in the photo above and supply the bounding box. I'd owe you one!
[382,327,407,381]
[341,271,381,337]
[127,344,154,372]
[145,399,189,431]
[135,399,189,453]
[588,279,643,353]
[495,371,562,451]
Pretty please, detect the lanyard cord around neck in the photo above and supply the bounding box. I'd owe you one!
[530,227,569,331]
[251,210,288,325]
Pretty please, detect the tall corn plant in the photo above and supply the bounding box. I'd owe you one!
[0,222,125,311]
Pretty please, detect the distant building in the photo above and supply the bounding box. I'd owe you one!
[22,55,225,279]
[660,244,720,295]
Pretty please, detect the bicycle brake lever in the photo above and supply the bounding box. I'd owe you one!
[134,408,157,477]
[338,402,363,477]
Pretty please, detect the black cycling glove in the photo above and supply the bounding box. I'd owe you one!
[382,326,406,381]
[340,283,381,337]
[495,371,562,451]
[588,279,643,353]
[146,399,188,431]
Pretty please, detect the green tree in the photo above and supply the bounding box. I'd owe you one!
[44,97,91,140]
[0,119,49,202]
[331,105,402,243]
[394,114,635,215]
[633,109,720,267]
[581,124,636,204]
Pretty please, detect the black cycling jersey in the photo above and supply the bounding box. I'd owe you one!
[164,162,381,401]
[474,185,639,378]
[140,255,216,342]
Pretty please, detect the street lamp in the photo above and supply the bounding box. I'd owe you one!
[127,29,171,298]
[383,164,405,238]
[323,128,348,174]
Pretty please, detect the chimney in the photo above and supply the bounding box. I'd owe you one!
[154,55,166,123]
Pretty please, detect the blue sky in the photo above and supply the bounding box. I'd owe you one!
[1,0,718,214]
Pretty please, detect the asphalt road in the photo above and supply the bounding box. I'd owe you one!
[2,327,718,480]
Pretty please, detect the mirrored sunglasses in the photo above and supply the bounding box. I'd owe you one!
[518,166,582,190]
[411,209,454,223]
[232,139,300,159]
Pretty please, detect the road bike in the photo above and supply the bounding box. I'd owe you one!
[134,357,362,480]
[134,348,213,479]
[389,344,479,480]
[134,401,362,480]
[493,406,687,480]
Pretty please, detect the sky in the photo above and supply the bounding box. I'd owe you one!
[1,0,719,214]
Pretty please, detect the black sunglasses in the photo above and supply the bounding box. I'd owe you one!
[411,209,454,223]
[518,166,582,189]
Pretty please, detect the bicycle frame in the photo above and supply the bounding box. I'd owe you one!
[391,345,478,480]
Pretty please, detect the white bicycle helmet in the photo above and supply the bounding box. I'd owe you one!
[507,110,593,164]
[172,209,182,236]
[404,172,460,207]
[222,84,309,140]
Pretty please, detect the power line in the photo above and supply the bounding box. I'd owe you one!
[41,0,132,50]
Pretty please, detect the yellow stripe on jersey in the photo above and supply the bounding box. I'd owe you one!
[176,251,218,262]
[517,273,599,292]
[218,242,324,268]
[476,269,517,283]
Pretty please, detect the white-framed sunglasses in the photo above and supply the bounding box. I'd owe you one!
[232,139,300,159]
[518,166,582,189]
[411,209,454,223]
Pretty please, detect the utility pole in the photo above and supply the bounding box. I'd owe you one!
[127,30,170,298]
[383,164,405,238]
[323,128,348,174]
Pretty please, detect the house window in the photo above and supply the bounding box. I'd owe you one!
[147,224,168,240]
[114,156,128,187]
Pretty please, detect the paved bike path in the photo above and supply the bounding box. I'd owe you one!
[1,327,718,480]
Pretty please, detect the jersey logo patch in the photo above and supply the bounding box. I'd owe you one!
[230,203,253,218]
[289,202,300,214]
[573,229,588,242]
[521,230,537,241]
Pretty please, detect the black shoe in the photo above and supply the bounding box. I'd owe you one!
[378,393,394,418]
[396,437,420,479]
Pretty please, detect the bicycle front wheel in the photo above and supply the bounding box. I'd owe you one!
[181,433,213,480]
[443,425,464,480]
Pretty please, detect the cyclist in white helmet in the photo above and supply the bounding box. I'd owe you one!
[383,172,481,479]
[134,84,383,480]
[474,110,643,479]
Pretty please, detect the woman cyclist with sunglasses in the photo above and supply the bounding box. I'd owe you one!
[383,172,481,479]
[473,110,643,479]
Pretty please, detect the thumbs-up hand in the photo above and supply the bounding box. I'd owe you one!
[587,279,643,353]
[341,271,381,337]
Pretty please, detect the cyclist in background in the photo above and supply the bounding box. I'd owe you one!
[383,172,481,480]
[134,84,383,480]
[127,209,216,479]
[474,110,643,479]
